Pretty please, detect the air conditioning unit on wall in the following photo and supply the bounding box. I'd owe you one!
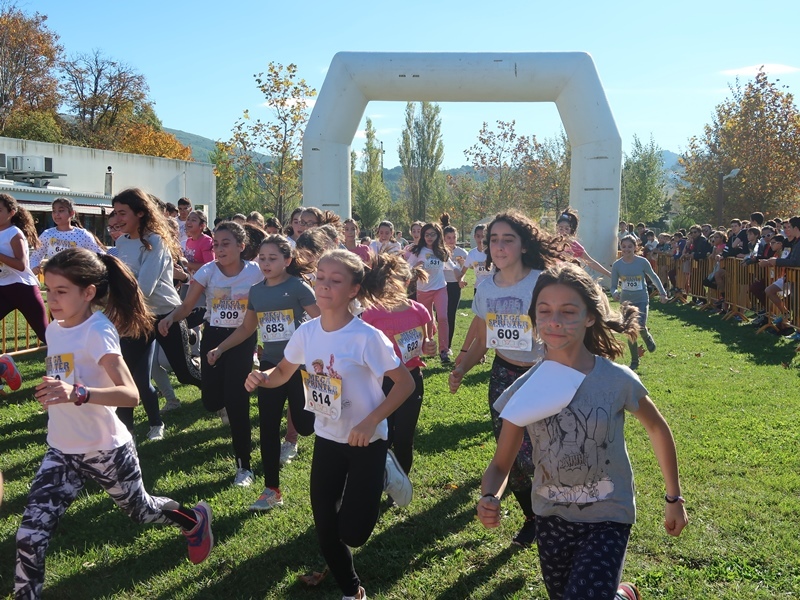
[0,153,6,171]
[9,156,54,172]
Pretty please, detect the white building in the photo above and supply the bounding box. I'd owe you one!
[0,137,216,241]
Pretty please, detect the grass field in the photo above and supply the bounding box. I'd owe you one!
[2,283,800,599]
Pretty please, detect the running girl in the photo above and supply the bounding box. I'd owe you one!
[361,254,435,478]
[245,249,415,600]
[112,188,201,439]
[611,234,667,370]
[442,213,468,350]
[407,222,460,363]
[450,210,561,548]
[15,248,213,599]
[370,220,402,256]
[477,262,687,600]
[0,194,48,341]
[207,234,319,509]
[463,223,493,289]
[159,221,264,486]
[30,197,105,275]
[555,208,612,278]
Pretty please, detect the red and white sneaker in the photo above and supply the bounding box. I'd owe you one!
[617,582,642,600]
[0,354,22,391]
[183,501,214,564]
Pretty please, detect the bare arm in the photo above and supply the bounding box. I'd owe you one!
[580,251,612,278]
[207,308,260,364]
[244,357,300,392]
[449,316,486,392]
[631,395,688,537]
[157,281,206,336]
[477,421,525,528]
[34,353,139,408]
[304,303,321,318]
[0,233,29,272]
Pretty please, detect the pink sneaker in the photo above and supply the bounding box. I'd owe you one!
[0,354,21,391]
[183,501,214,564]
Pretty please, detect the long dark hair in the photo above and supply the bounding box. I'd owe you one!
[485,210,560,271]
[112,188,180,259]
[0,193,40,249]
[44,248,154,339]
[410,222,450,261]
[529,262,639,359]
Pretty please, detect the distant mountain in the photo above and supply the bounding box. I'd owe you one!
[661,149,680,170]
[165,128,219,163]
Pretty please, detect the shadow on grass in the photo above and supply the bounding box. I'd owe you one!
[415,418,493,456]
[652,303,797,366]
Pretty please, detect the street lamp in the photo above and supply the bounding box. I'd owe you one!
[715,168,740,226]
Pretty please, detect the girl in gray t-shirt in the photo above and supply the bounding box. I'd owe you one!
[477,262,687,600]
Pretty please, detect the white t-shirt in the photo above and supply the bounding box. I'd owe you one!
[0,225,39,286]
[465,247,494,288]
[283,317,401,444]
[444,246,468,283]
[408,247,456,292]
[45,312,133,453]
[177,217,188,250]
[369,239,402,256]
[30,227,105,269]
[192,260,264,328]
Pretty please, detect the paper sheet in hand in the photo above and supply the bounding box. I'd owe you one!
[499,360,586,427]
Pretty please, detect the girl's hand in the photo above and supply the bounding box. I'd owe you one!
[458,280,467,289]
[244,370,269,392]
[157,314,174,337]
[422,338,437,356]
[34,376,73,408]
[659,293,668,304]
[476,495,501,528]
[449,366,465,393]
[664,501,688,536]
[207,347,222,366]
[348,420,377,447]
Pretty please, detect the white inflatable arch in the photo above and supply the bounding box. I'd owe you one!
[303,51,621,269]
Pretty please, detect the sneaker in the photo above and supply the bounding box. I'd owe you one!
[249,487,283,511]
[617,582,642,600]
[512,516,537,549]
[279,441,298,465]
[0,354,22,391]
[643,332,656,353]
[342,586,366,600]
[147,424,165,441]
[218,408,230,426]
[233,468,254,487]
[790,332,800,342]
[440,350,452,364]
[183,501,214,564]
[773,312,791,325]
[383,449,412,507]
[629,361,639,371]
[161,398,181,412]
[751,314,768,327]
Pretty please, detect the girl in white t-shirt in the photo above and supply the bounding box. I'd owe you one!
[407,222,460,363]
[0,194,48,341]
[158,222,264,487]
[15,248,213,599]
[477,262,687,600]
[245,249,415,600]
[369,220,402,256]
[30,197,105,275]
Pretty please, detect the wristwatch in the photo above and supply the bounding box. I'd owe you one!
[73,384,91,406]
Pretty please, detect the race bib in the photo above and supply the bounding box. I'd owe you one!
[211,298,247,328]
[301,370,343,420]
[46,353,75,384]
[258,309,296,343]
[486,313,533,351]
[394,326,425,363]
[425,256,442,271]
[48,238,77,256]
[621,275,644,291]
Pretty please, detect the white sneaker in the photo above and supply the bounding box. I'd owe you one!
[161,398,181,412]
[147,424,165,441]
[218,408,230,426]
[279,441,298,465]
[383,449,412,507]
[233,468,254,487]
[342,587,366,600]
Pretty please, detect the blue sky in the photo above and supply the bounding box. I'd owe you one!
[33,0,800,169]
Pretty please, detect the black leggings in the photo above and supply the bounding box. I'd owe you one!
[200,325,257,471]
[258,360,315,489]
[311,436,387,597]
[381,366,424,474]
[446,281,461,348]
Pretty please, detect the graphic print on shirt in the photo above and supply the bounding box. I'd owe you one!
[534,391,619,507]
[302,354,343,420]
[485,295,533,351]
[46,353,75,384]
[210,286,248,328]
[47,237,77,256]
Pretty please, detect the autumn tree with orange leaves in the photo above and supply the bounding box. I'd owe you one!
[679,70,800,223]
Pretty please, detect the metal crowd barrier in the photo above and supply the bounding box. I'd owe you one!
[1,311,45,356]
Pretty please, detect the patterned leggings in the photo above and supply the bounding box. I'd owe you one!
[15,442,181,599]
[536,515,631,600]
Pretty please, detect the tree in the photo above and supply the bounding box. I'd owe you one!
[620,134,667,224]
[680,69,800,223]
[445,173,481,240]
[354,118,391,233]
[61,50,150,148]
[117,123,192,160]
[226,62,316,223]
[398,102,444,221]
[2,109,62,142]
[533,130,571,217]
[0,4,62,131]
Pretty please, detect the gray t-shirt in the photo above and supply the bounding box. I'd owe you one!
[115,233,181,315]
[247,276,315,365]
[494,356,647,524]
[471,269,543,364]
[611,255,666,304]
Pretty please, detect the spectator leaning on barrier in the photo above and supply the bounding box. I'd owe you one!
[761,217,800,330]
